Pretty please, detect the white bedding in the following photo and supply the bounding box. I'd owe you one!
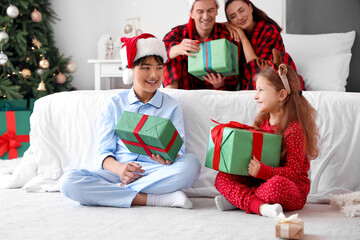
[1,89,360,203]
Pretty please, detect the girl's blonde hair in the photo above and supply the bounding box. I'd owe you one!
[253,65,320,160]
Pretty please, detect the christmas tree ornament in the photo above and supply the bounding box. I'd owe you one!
[21,68,31,79]
[134,17,143,36]
[136,29,143,36]
[0,50,8,65]
[37,80,46,91]
[39,56,49,69]
[124,24,133,34]
[6,4,19,19]
[56,72,66,84]
[66,60,77,73]
[0,31,9,45]
[36,68,44,75]
[31,8,42,22]
[32,37,42,49]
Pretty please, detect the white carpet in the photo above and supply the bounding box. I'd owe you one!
[0,189,359,240]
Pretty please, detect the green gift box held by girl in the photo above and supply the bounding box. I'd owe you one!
[205,120,282,176]
[114,111,184,162]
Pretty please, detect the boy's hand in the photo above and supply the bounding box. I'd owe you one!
[117,162,145,185]
[150,154,172,165]
[248,157,261,177]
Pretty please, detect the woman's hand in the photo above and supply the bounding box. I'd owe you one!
[203,72,226,89]
[223,22,244,43]
[150,154,172,165]
[169,39,200,59]
[248,157,261,177]
[117,162,145,185]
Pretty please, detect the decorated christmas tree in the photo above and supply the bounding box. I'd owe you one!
[0,0,76,100]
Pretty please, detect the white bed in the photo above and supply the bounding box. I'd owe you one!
[1,88,360,239]
[1,31,360,239]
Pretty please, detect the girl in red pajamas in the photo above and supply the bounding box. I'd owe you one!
[223,0,305,90]
[214,50,319,218]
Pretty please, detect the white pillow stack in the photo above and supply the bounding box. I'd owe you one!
[282,31,356,92]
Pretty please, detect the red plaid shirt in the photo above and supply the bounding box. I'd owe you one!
[241,20,305,90]
[163,23,241,90]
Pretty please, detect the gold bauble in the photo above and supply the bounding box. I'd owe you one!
[65,61,77,73]
[124,24,133,34]
[39,57,49,69]
[37,80,46,91]
[21,68,31,79]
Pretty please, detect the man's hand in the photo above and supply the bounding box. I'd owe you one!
[203,73,226,89]
[169,39,200,59]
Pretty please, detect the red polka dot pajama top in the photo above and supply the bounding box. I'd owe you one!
[215,119,310,214]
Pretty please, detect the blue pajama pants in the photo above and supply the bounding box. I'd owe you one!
[58,154,201,208]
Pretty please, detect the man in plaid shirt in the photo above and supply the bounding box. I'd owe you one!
[162,0,241,90]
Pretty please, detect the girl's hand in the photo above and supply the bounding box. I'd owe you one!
[150,154,172,165]
[203,72,226,89]
[117,162,145,185]
[248,157,261,177]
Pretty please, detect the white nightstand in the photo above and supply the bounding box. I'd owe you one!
[87,59,123,90]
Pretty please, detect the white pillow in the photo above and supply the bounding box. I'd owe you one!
[282,31,356,91]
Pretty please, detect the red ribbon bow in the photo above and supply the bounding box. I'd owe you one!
[210,119,263,171]
[0,131,21,157]
[0,111,30,159]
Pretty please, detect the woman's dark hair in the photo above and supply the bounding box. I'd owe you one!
[133,55,164,67]
[225,0,282,32]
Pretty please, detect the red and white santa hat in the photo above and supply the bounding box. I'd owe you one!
[188,0,220,12]
[120,33,167,84]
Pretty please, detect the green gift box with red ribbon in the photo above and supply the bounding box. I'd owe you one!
[188,38,239,80]
[114,111,184,162]
[205,120,282,176]
[0,111,30,160]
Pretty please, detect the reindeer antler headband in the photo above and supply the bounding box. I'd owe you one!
[256,49,291,94]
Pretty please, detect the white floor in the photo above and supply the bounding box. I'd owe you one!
[1,189,359,240]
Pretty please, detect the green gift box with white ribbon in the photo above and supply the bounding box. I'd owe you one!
[188,38,239,80]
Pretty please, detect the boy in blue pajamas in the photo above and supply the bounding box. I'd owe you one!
[59,33,201,209]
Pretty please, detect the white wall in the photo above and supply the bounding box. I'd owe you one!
[51,0,284,90]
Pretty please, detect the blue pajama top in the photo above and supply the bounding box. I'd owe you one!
[97,88,185,169]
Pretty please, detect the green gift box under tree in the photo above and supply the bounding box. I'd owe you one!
[0,111,30,160]
[188,38,239,80]
[0,99,27,111]
[114,111,184,162]
[205,120,282,176]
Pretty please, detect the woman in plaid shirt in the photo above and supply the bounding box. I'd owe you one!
[223,0,305,90]
[162,0,241,90]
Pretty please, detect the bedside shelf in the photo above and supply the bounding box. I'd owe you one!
[88,59,123,90]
